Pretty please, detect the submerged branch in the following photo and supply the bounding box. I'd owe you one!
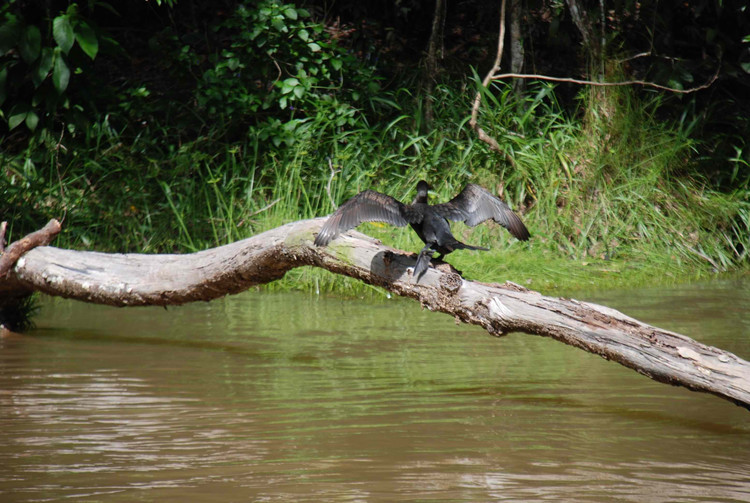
[1,218,749,410]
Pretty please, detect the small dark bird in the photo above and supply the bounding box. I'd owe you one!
[314,180,530,280]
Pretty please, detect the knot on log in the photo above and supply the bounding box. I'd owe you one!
[439,273,462,293]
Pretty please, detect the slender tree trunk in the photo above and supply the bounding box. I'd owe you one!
[509,0,525,93]
[423,0,446,130]
[566,0,593,47]
[565,0,604,73]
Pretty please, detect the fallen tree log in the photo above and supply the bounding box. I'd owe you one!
[1,218,749,410]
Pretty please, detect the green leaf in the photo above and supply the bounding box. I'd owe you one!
[33,47,55,87]
[8,103,28,130]
[331,58,342,71]
[0,19,22,55]
[271,17,286,32]
[293,85,304,99]
[25,110,39,131]
[741,62,750,74]
[19,25,41,63]
[52,52,70,93]
[281,77,299,94]
[298,29,309,42]
[307,42,321,52]
[53,15,75,54]
[74,21,98,59]
[284,8,298,20]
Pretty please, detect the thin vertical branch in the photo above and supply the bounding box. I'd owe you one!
[468,0,515,166]
[326,158,341,210]
[0,221,7,253]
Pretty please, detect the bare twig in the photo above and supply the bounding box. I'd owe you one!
[0,221,7,253]
[270,59,283,90]
[617,51,652,63]
[491,68,720,94]
[469,0,718,158]
[686,245,723,272]
[248,198,280,218]
[54,128,68,226]
[469,0,514,162]
[326,157,341,210]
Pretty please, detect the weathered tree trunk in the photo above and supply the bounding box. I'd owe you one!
[2,218,750,410]
[509,0,525,94]
[565,0,594,49]
[422,0,447,130]
[565,0,604,74]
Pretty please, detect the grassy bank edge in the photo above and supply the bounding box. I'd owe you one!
[3,82,748,296]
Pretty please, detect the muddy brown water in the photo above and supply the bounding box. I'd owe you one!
[1,279,749,502]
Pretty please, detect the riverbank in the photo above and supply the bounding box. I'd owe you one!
[3,83,748,295]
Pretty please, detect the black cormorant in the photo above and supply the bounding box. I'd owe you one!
[314,180,530,281]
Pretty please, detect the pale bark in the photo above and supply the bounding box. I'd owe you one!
[422,0,446,129]
[1,218,749,410]
[469,0,508,155]
[565,0,594,48]
[509,0,525,93]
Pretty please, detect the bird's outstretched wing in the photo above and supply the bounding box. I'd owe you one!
[432,184,530,241]
[314,190,422,246]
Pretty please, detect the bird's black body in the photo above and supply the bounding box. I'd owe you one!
[314,180,530,281]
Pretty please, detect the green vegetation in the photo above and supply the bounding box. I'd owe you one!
[2,0,749,297]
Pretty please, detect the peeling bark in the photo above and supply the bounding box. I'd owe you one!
[1,218,749,410]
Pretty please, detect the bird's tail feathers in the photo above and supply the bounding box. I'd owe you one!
[451,241,489,251]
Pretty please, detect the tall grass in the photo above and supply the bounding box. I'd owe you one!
[3,80,748,295]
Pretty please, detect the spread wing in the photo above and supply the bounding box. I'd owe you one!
[314,190,422,246]
[431,184,530,241]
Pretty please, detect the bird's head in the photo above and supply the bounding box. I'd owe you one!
[416,180,431,199]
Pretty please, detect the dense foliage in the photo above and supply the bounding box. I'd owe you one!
[1,0,749,292]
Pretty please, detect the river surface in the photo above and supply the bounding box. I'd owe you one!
[1,279,749,502]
